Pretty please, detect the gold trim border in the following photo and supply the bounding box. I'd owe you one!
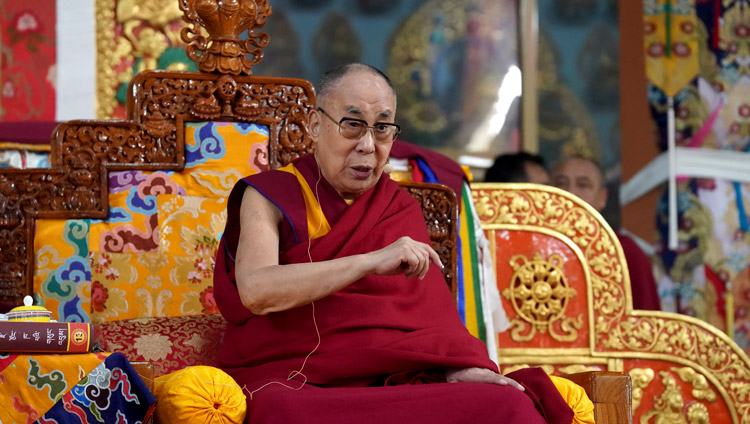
[0,142,52,152]
[95,0,117,119]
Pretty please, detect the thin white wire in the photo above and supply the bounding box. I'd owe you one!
[248,158,325,400]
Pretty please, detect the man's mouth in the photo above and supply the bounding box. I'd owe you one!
[350,165,373,178]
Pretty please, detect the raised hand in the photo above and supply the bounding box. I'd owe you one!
[366,236,442,280]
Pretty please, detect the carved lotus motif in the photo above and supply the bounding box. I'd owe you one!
[179,0,271,75]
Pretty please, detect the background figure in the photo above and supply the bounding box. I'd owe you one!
[484,151,550,184]
[551,156,661,311]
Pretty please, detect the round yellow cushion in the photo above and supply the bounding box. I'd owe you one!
[549,375,595,424]
[153,365,247,423]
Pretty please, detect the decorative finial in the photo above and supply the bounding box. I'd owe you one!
[179,0,272,75]
[23,295,33,307]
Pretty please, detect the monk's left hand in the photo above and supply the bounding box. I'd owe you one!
[445,367,524,391]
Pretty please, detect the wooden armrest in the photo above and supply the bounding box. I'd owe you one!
[561,371,632,424]
[131,361,155,393]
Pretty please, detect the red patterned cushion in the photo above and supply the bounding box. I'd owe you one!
[95,314,227,376]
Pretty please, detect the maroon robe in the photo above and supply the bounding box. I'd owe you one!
[214,154,573,423]
[617,232,661,310]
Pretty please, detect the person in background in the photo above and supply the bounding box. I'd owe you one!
[484,151,550,184]
[551,156,661,311]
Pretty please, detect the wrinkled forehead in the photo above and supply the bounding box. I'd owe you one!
[320,71,396,114]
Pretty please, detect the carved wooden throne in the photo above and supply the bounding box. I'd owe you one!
[473,182,750,424]
[0,0,465,346]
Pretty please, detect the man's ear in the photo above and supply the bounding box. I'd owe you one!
[308,109,321,139]
[595,186,609,212]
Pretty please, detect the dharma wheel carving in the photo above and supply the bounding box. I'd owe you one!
[502,252,582,342]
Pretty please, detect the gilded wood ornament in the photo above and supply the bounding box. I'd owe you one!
[503,252,583,342]
[472,183,750,423]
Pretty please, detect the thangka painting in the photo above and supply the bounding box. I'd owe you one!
[255,0,523,156]
[95,0,196,119]
[647,0,750,355]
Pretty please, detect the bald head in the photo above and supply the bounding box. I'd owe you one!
[317,63,397,108]
[551,156,608,211]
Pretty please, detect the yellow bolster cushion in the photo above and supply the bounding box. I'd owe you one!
[549,375,596,424]
[153,365,247,423]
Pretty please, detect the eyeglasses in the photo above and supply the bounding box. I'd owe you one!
[317,108,400,142]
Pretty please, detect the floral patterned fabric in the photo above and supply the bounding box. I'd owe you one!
[0,0,56,121]
[0,352,155,422]
[94,314,227,377]
[34,122,269,323]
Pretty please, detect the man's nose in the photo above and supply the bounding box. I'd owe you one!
[356,129,376,153]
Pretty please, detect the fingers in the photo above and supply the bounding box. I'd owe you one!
[405,238,439,280]
[445,368,525,392]
[499,376,525,392]
[428,246,442,269]
[373,237,442,279]
[394,238,428,279]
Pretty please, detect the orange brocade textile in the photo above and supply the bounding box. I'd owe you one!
[213,154,574,423]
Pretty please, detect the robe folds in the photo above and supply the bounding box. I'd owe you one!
[214,154,573,423]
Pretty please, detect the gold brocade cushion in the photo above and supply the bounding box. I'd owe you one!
[89,194,225,323]
[153,366,246,424]
[34,122,269,323]
[94,313,227,376]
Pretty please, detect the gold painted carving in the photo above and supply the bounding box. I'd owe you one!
[641,371,689,424]
[686,403,710,424]
[179,0,271,75]
[473,184,750,422]
[557,364,602,374]
[96,0,188,118]
[501,363,601,376]
[96,0,118,119]
[118,0,184,71]
[503,252,582,342]
[502,364,555,375]
[630,368,656,414]
[672,367,716,402]
[639,369,714,424]
[472,186,627,333]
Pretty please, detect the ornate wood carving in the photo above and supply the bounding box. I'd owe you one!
[0,72,315,305]
[400,182,458,299]
[179,0,271,75]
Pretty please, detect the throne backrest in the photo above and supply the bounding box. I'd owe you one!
[472,182,750,424]
[0,2,462,321]
[2,74,458,324]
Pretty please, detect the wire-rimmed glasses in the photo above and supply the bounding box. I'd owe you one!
[317,108,400,142]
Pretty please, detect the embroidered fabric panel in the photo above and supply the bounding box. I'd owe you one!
[34,122,269,322]
[0,352,155,422]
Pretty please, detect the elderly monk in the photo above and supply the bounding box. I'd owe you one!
[552,156,661,311]
[214,63,574,423]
